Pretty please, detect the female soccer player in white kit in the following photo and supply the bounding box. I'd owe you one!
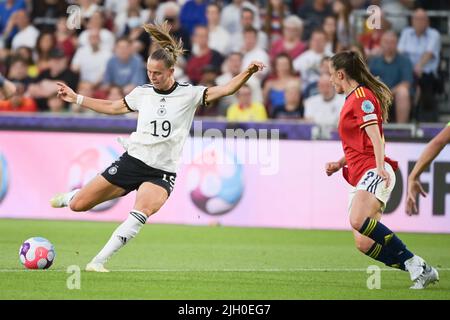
[51,22,265,272]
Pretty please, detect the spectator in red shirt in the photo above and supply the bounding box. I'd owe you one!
[185,25,223,85]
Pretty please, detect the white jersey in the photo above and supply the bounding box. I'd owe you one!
[122,82,207,173]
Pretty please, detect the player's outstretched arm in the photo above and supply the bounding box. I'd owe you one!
[0,74,17,99]
[204,61,265,104]
[56,82,130,115]
[406,125,450,215]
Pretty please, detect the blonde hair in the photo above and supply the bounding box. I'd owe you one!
[331,51,393,122]
[143,21,185,67]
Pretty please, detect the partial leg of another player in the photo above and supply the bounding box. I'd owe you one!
[50,175,126,211]
[349,190,438,289]
[86,182,168,272]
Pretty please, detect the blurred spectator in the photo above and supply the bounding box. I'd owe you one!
[369,31,413,123]
[79,11,116,52]
[47,93,66,113]
[107,85,124,101]
[221,0,261,35]
[102,38,146,94]
[72,29,112,87]
[0,82,37,112]
[156,1,191,56]
[261,0,291,45]
[332,0,353,51]
[269,15,306,62]
[180,0,208,36]
[14,46,39,78]
[7,10,40,50]
[381,0,414,34]
[241,27,270,80]
[319,56,331,76]
[206,3,231,56]
[216,52,262,116]
[398,9,441,122]
[7,56,34,89]
[196,66,221,117]
[30,0,68,33]
[115,0,149,37]
[0,0,26,35]
[297,0,332,41]
[35,32,56,73]
[104,0,129,20]
[303,75,344,128]
[27,48,79,111]
[55,17,77,60]
[185,25,224,85]
[70,81,94,113]
[263,53,301,116]
[226,84,267,122]
[293,29,332,98]
[358,13,391,60]
[272,80,303,120]
[232,7,268,52]
[322,15,337,54]
[78,0,101,21]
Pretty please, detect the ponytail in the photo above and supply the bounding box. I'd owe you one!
[331,51,393,122]
[143,21,185,68]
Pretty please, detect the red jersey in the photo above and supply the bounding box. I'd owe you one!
[338,85,398,186]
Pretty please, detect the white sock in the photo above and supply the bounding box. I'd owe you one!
[63,189,79,207]
[91,210,147,264]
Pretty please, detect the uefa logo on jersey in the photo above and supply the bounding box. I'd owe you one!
[68,146,120,212]
[0,152,9,204]
[186,145,244,216]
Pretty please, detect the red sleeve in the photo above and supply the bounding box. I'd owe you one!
[352,87,380,129]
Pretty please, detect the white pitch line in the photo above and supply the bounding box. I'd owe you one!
[1,268,450,273]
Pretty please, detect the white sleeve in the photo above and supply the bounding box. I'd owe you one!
[124,87,141,112]
[191,85,208,108]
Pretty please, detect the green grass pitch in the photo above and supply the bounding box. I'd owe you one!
[0,218,449,300]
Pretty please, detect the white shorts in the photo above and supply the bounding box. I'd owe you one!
[348,163,396,213]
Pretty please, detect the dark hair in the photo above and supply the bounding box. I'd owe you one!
[243,26,258,35]
[144,21,185,68]
[331,51,393,121]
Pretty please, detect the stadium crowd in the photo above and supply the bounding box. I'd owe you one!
[0,0,448,125]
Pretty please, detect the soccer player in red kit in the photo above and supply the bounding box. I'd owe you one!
[325,51,439,289]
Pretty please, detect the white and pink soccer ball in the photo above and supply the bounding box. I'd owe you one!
[19,237,55,269]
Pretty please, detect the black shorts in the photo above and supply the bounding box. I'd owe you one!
[101,152,176,196]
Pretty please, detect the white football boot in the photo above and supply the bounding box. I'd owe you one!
[85,262,110,273]
[405,255,439,289]
[50,193,67,208]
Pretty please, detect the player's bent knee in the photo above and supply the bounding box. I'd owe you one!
[349,216,364,232]
[69,198,91,212]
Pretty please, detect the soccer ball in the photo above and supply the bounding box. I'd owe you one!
[19,237,56,270]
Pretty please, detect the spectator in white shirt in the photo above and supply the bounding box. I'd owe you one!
[71,29,112,86]
[293,28,332,98]
[241,27,270,80]
[206,3,231,56]
[304,74,344,128]
[10,10,40,50]
[232,7,268,52]
[220,0,261,35]
[78,11,116,52]
[398,8,441,122]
